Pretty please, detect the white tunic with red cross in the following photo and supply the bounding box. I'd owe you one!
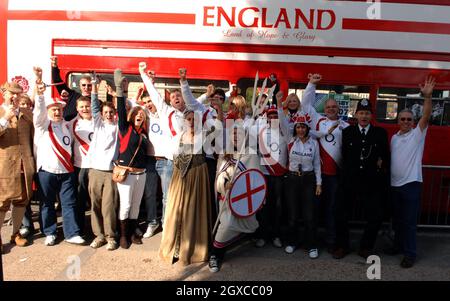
[70,116,94,168]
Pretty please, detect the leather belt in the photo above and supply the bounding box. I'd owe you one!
[288,170,314,177]
[117,165,146,174]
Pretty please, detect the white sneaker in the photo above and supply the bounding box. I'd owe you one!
[106,240,118,251]
[89,238,106,249]
[285,245,295,254]
[19,228,30,238]
[272,237,282,248]
[143,223,159,238]
[65,235,85,245]
[44,235,56,246]
[255,239,266,248]
[309,248,319,259]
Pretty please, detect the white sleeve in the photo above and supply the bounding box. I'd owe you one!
[180,80,206,113]
[140,71,172,119]
[33,95,49,130]
[313,140,322,185]
[197,93,208,105]
[301,82,322,124]
[216,160,232,196]
[278,108,290,137]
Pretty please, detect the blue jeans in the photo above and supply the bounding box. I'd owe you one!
[21,203,35,232]
[155,159,173,224]
[392,181,421,259]
[322,174,338,245]
[144,156,158,224]
[38,170,81,239]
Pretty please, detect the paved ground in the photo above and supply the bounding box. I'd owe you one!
[2,214,450,281]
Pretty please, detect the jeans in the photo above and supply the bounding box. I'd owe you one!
[38,170,81,239]
[392,182,421,259]
[143,156,158,224]
[322,174,338,245]
[21,203,35,232]
[155,159,173,224]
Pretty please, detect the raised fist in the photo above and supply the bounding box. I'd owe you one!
[33,66,43,84]
[178,68,187,81]
[50,56,58,68]
[308,73,322,84]
[139,62,147,74]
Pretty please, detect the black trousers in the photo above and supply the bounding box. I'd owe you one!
[335,179,384,251]
[284,173,318,249]
[256,175,283,240]
[206,157,218,223]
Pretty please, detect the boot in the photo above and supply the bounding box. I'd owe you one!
[129,219,142,245]
[119,219,130,249]
[10,232,29,247]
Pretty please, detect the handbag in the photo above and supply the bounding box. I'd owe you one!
[112,135,143,183]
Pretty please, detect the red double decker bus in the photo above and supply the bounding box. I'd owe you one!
[1,0,449,225]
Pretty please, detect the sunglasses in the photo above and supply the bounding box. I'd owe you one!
[400,117,413,122]
[81,84,92,87]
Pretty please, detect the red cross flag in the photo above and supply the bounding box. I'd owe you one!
[228,169,267,218]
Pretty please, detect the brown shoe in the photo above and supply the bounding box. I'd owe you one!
[131,234,143,245]
[357,248,373,260]
[10,232,29,247]
[332,247,349,259]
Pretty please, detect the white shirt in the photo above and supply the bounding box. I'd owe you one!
[288,136,322,185]
[358,124,371,135]
[259,113,288,176]
[69,116,94,168]
[391,126,428,187]
[300,85,349,174]
[147,111,174,160]
[88,94,119,171]
[33,95,74,174]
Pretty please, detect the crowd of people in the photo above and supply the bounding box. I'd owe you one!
[0,57,436,272]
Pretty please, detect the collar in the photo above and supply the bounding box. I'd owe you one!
[358,124,370,133]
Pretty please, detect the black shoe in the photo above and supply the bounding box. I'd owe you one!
[384,246,401,256]
[208,255,221,273]
[400,256,415,268]
[357,248,373,260]
[332,247,350,259]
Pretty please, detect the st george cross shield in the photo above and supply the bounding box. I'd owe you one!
[228,169,267,218]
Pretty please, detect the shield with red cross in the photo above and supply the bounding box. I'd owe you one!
[228,169,267,218]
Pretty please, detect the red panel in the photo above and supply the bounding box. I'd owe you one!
[53,39,450,62]
[343,18,450,35]
[8,10,196,24]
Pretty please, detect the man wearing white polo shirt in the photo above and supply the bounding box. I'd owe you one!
[389,76,435,268]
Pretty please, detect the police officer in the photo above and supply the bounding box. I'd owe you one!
[332,99,390,259]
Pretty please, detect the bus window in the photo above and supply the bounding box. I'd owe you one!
[289,83,370,121]
[377,87,450,126]
[68,72,229,104]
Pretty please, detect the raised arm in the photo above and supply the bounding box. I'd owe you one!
[276,91,290,137]
[33,83,50,130]
[301,73,321,116]
[139,62,172,119]
[179,68,207,113]
[114,69,128,133]
[50,56,74,95]
[418,76,436,131]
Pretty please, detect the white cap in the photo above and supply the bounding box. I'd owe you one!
[45,97,66,108]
